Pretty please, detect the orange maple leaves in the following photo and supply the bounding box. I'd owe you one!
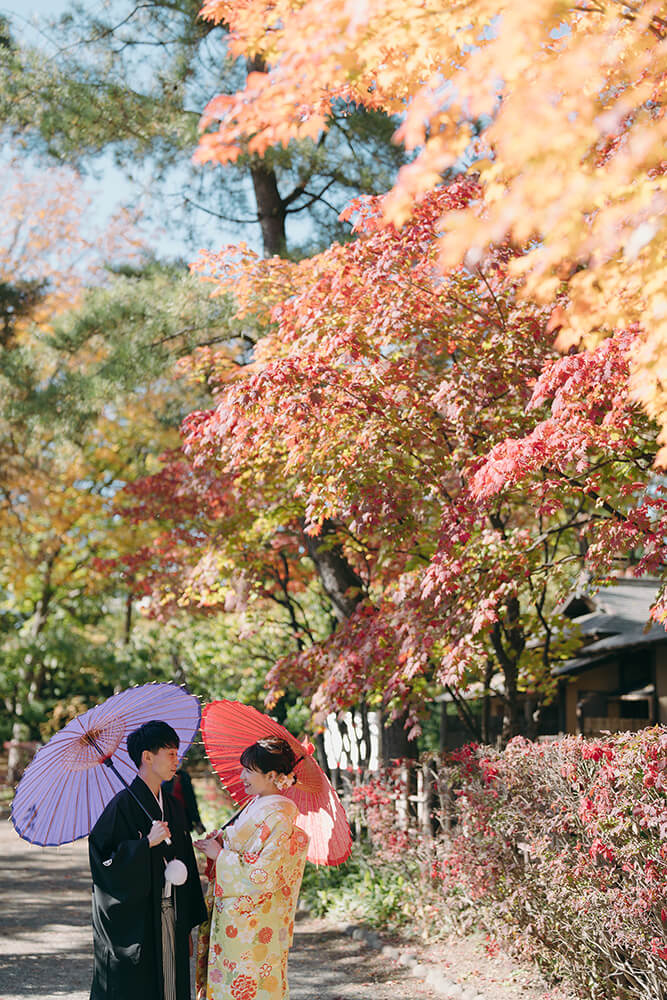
[196,0,667,461]
[0,161,141,331]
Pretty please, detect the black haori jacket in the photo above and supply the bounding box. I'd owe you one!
[89,776,206,1000]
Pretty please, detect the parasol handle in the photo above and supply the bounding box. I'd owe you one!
[100,757,172,846]
[220,803,248,831]
[88,737,172,846]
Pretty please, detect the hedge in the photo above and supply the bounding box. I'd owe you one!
[347,728,667,999]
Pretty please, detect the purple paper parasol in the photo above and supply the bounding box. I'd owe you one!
[11,682,201,846]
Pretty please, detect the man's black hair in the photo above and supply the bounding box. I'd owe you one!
[240,737,296,775]
[127,720,180,769]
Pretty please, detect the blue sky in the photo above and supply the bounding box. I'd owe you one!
[1,0,58,26]
[1,0,238,262]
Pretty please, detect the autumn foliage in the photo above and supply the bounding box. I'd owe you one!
[351,729,667,999]
[0,160,140,330]
[96,0,667,745]
[196,0,667,460]
[108,176,664,739]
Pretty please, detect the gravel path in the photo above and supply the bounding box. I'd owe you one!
[0,817,575,1000]
[0,819,438,1000]
[0,821,91,1000]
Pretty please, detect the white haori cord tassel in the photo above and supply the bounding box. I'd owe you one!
[163,858,188,897]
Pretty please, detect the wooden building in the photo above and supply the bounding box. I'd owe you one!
[434,577,667,748]
[554,577,667,736]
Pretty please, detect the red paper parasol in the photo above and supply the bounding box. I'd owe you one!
[11,682,201,846]
[201,699,352,866]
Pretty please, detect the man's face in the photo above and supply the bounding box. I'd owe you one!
[144,745,179,783]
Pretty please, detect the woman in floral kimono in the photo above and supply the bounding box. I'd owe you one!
[195,738,310,1000]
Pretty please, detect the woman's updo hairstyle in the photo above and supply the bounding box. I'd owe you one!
[240,737,297,775]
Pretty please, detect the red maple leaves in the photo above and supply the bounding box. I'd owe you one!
[116,182,666,729]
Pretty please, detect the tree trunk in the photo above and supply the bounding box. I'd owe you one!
[358,700,371,770]
[445,683,482,742]
[500,657,519,743]
[246,56,288,258]
[303,519,420,768]
[250,163,287,257]
[313,732,330,778]
[490,597,525,745]
[302,519,366,623]
[124,590,133,645]
[481,658,494,744]
[7,557,56,784]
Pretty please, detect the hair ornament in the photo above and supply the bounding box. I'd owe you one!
[273,771,297,791]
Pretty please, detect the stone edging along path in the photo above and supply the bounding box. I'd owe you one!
[338,924,487,1000]
[328,920,575,1000]
[0,816,570,1000]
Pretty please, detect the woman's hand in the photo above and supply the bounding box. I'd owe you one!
[194,837,222,861]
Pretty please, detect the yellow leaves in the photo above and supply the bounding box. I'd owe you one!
[192,244,301,327]
[629,313,667,465]
[195,0,667,453]
[0,161,143,340]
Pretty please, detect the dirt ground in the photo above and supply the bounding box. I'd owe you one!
[0,817,573,1000]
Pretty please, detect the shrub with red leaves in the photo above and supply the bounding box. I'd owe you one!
[350,729,667,999]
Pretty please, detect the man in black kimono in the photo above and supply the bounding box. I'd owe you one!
[89,720,207,1000]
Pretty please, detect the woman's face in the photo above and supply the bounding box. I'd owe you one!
[240,764,278,798]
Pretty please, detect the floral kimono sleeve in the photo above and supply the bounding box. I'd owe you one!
[214,809,293,907]
[203,802,309,1000]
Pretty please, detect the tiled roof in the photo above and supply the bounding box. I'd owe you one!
[554,578,666,677]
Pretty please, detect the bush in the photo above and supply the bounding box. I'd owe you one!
[193,775,237,831]
[341,729,667,999]
[300,849,418,928]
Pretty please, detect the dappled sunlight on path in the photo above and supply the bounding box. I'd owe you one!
[0,820,91,999]
[289,919,437,1000]
[0,819,437,1000]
